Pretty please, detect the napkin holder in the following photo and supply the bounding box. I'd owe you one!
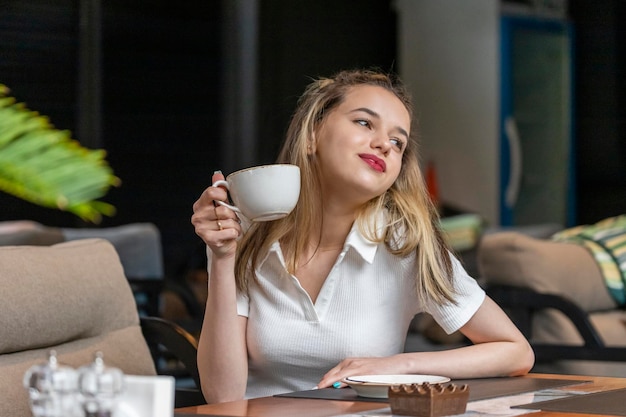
[115,375,175,417]
[388,383,469,417]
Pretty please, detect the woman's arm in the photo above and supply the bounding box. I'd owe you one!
[197,256,248,402]
[192,172,249,402]
[317,296,534,388]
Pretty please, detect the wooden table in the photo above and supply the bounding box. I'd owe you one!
[176,373,626,417]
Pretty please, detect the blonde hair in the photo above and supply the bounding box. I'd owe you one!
[235,69,455,305]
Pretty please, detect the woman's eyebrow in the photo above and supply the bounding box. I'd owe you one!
[350,107,409,139]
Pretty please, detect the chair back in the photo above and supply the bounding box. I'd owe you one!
[62,223,165,316]
[0,238,156,417]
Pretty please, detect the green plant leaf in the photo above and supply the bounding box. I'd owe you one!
[0,84,120,223]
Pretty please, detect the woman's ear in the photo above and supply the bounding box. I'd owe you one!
[307,134,317,155]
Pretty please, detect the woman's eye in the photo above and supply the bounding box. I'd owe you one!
[356,119,370,128]
[390,138,404,151]
[390,138,404,150]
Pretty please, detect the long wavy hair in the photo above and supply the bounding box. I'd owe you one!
[235,69,456,305]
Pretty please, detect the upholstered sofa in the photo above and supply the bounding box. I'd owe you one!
[0,239,158,417]
[478,231,626,376]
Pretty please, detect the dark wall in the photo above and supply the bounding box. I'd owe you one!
[570,0,626,223]
[99,1,222,276]
[0,0,222,276]
[0,1,81,226]
[0,1,78,132]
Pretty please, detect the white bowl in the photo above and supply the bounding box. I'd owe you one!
[343,374,451,399]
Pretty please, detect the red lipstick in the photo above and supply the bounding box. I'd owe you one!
[359,153,386,172]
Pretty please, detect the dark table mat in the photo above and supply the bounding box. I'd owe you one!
[275,377,589,403]
[513,388,626,416]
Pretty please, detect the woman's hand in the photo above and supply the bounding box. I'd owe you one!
[191,171,242,258]
[317,356,409,389]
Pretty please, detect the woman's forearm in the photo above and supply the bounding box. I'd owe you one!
[399,339,534,379]
[197,255,248,403]
[403,297,534,378]
[317,297,534,388]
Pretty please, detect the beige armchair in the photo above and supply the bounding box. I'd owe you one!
[0,238,203,416]
[478,231,626,376]
[0,221,165,316]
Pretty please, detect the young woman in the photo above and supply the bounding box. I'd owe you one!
[191,69,534,403]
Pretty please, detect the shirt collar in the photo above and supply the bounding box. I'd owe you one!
[265,213,385,265]
[343,222,379,264]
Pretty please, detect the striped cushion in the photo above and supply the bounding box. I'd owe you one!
[553,215,626,306]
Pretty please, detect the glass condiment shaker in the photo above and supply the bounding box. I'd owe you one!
[23,350,79,417]
[78,351,125,417]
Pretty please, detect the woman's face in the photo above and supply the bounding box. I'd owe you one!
[313,85,410,207]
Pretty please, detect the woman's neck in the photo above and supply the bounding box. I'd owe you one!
[309,208,355,252]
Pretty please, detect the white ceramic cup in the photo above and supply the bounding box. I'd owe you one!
[212,164,301,222]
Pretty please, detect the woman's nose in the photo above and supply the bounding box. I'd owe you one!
[371,134,391,154]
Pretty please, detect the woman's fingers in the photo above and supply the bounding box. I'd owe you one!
[192,186,241,245]
[317,356,405,389]
[211,170,226,185]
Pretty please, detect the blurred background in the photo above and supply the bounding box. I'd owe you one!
[0,0,624,280]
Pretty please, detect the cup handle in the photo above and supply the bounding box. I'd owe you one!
[211,180,241,213]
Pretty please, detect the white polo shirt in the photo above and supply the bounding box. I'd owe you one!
[234,223,485,399]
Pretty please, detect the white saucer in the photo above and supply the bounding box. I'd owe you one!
[343,374,451,398]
